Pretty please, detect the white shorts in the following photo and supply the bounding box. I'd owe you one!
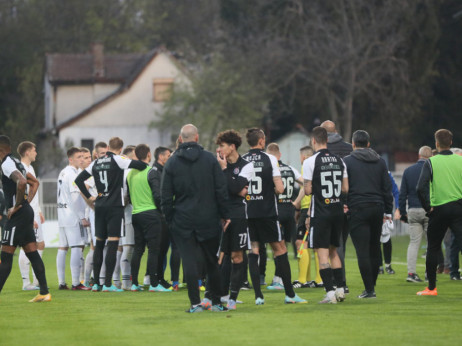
[121,222,135,246]
[34,215,44,243]
[59,225,86,247]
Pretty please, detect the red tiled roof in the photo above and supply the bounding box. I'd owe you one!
[46,53,147,84]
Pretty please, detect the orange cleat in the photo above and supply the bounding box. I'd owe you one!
[416,287,437,296]
[29,293,52,302]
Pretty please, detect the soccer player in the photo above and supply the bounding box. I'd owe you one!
[17,141,46,290]
[303,127,349,303]
[242,128,306,304]
[0,135,50,302]
[127,144,171,292]
[57,147,90,290]
[265,143,303,289]
[416,129,462,296]
[216,130,254,310]
[75,137,146,292]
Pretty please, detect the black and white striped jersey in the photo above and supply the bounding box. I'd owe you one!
[1,154,27,209]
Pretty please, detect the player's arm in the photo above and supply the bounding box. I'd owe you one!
[26,172,39,203]
[148,169,162,209]
[304,179,312,196]
[293,187,305,209]
[75,167,93,200]
[160,166,175,222]
[416,160,432,213]
[213,159,230,219]
[9,170,27,213]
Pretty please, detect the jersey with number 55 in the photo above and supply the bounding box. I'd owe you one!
[303,148,347,218]
[85,151,132,208]
[242,148,281,218]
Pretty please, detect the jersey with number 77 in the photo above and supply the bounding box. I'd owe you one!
[302,148,347,218]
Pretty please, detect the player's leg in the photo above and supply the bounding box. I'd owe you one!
[101,207,123,290]
[247,219,264,302]
[112,244,122,289]
[0,244,16,294]
[120,221,135,290]
[67,224,88,290]
[170,236,181,290]
[23,241,50,297]
[92,207,107,291]
[156,218,171,289]
[84,210,96,287]
[56,227,69,289]
[199,236,225,310]
[32,219,45,287]
[19,248,33,289]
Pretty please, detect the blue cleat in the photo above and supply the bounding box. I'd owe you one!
[186,305,204,313]
[201,298,212,310]
[131,284,144,292]
[284,294,307,304]
[211,304,229,312]
[227,299,237,310]
[149,284,172,292]
[255,297,265,305]
[91,284,101,292]
[102,285,124,292]
[267,282,284,290]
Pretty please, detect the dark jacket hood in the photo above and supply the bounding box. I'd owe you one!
[176,142,203,162]
[327,132,344,144]
[351,148,381,162]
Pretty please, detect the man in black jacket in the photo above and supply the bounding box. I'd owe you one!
[321,120,353,292]
[161,124,230,312]
[344,130,393,298]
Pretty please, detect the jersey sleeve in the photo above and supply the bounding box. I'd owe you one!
[268,154,281,177]
[340,159,348,178]
[290,166,302,180]
[1,157,18,178]
[302,157,314,181]
[239,162,255,182]
[113,155,132,170]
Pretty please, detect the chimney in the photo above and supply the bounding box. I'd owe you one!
[92,43,105,78]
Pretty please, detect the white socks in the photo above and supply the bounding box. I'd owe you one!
[85,249,94,283]
[70,247,83,286]
[121,246,134,289]
[57,249,68,285]
[113,249,122,288]
[19,249,31,287]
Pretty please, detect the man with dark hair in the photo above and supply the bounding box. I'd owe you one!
[266,142,303,289]
[127,144,171,292]
[17,141,46,291]
[216,129,254,309]
[303,127,349,303]
[161,124,230,312]
[75,137,146,292]
[344,130,393,298]
[95,142,108,158]
[416,129,462,296]
[149,145,177,290]
[243,128,306,305]
[0,135,50,302]
[57,147,89,291]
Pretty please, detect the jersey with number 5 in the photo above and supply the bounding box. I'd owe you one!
[242,149,281,218]
[302,148,347,218]
[85,151,132,208]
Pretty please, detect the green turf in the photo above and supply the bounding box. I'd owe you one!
[1,236,461,345]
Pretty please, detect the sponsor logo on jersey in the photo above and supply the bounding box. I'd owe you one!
[233,167,240,175]
[246,195,264,201]
[321,156,338,163]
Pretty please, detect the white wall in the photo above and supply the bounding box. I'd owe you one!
[277,132,311,170]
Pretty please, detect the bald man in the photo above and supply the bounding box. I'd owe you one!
[161,124,231,312]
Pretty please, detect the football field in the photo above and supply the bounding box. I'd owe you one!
[1,235,461,345]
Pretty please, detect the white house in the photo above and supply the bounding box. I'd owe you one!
[275,126,311,169]
[44,43,190,152]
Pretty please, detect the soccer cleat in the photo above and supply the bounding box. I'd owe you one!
[314,281,324,288]
[199,285,206,292]
[130,284,144,292]
[227,299,237,310]
[417,287,437,296]
[221,295,243,304]
[83,281,92,289]
[102,285,124,292]
[91,284,102,292]
[344,286,350,294]
[267,282,284,290]
[72,283,91,291]
[172,284,179,291]
[211,304,229,312]
[407,273,423,283]
[358,290,376,299]
[186,305,204,313]
[240,281,252,290]
[285,294,307,304]
[255,297,265,305]
[335,287,345,302]
[29,293,51,302]
[149,284,172,292]
[23,284,39,291]
[378,267,384,275]
[159,279,172,289]
[319,291,337,304]
[201,298,212,310]
[385,265,395,274]
[451,276,462,281]
[292,280,303,289]
[58,284,69,290]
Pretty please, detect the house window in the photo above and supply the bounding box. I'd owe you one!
[153,78,174,102]
[81,139,94,152]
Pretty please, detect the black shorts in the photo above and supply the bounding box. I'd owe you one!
[296,208,310,241]
[278,210,296,243]
[248,217,282,244]
[95,206,124,240]
[220,218,250,254]
[132,210,162,242]
[1,202,36,247]
[309,213,344,249]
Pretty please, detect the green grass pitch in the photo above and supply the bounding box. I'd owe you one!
[1,235,461,345]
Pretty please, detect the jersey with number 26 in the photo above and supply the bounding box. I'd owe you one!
[85,151,132,208]
[302,148,347,218]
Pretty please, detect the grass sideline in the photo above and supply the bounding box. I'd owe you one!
[1,235,461,345]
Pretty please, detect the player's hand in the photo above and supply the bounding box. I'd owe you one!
[343,204,349,214]
[81,218,90,227]
[34,220,38,229]
[394,209,401,220]
[7,205,22,219]
[383,214,392,222]
[216,151,227,170]
[304,216,310,230]
[40,212,45,224]
[222,219,231,232]
[238,186,248,197]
